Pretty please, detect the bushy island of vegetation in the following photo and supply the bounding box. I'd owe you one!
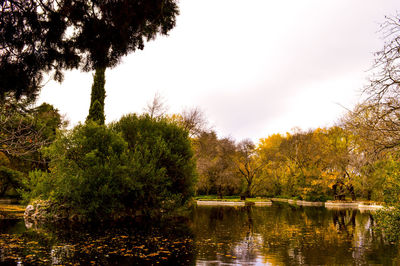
[22,115,197,223]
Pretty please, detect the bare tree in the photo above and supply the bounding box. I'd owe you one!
[347,14,400,154]
[144,93,168,119]
[181,107,208,138]
[365,14,400,102]
[0,93,63,156]
[342,101,400,156]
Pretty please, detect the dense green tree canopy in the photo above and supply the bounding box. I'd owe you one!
[0,0,179,99]
[112,114,197,210]
[0,0,79,99]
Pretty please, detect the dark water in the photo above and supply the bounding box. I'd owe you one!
[0,203,399,265]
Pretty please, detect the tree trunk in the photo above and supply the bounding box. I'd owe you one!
[367,190,372,201]
[217,185,223,199]
[348,184,356,201]
[245,180,252,198]
[87,67,106,124]
[332,183,338,200]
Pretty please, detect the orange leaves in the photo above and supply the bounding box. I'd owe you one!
[0,220,195,265]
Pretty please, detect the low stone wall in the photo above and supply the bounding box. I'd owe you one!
[196,200,273,206]
[325,201,359,209]
[196,200,245,206]
[195,199,385,210]
[296,200,324,207]
[358,203,384,211]
[271,198,384,210]
[271,198,323,206]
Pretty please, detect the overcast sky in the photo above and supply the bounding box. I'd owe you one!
[38,0,399,142]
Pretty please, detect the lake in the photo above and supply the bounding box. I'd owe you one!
[0,202,398,265]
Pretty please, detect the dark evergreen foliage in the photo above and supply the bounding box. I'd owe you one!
[0,165,23,197]
[87,68,106,124]
[0,0,179,99]
[0,1,80,99]
[112,114,197,213]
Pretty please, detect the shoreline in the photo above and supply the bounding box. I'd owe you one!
[196,200,273,206]
[196,198,384,210]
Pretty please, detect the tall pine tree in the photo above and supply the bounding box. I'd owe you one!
[1,0,179,102]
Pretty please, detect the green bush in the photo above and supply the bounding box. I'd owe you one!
[20,170,53,202]
[375,206,400,242]
[112,114,197,215]
[23,121,130,218]
[22,115,197,220]
[0,165,24,197]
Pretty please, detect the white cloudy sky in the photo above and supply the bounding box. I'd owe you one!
[38,0,399,142]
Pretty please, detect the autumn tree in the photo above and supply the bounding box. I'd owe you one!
[256,127,361,201]
[322,127,358,201]
[277,130,329,199]
[342,102,400,201]
[193,131,240,197]
[235,139,265,198]
[340,14,400,202]
[363,14,400,235]
[258,131,323,199]
[257,134,286,196]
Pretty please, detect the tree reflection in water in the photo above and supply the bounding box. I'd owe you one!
[1,204,399,265]
[332,209,357,234]
[193,204,400,265]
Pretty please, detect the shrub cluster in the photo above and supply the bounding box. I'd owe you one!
[22,115,197,220]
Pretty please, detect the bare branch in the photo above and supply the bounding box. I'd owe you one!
[181,107,207,138]
[144,92,168,119]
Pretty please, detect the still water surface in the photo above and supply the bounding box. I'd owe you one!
[0,203,399,265]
